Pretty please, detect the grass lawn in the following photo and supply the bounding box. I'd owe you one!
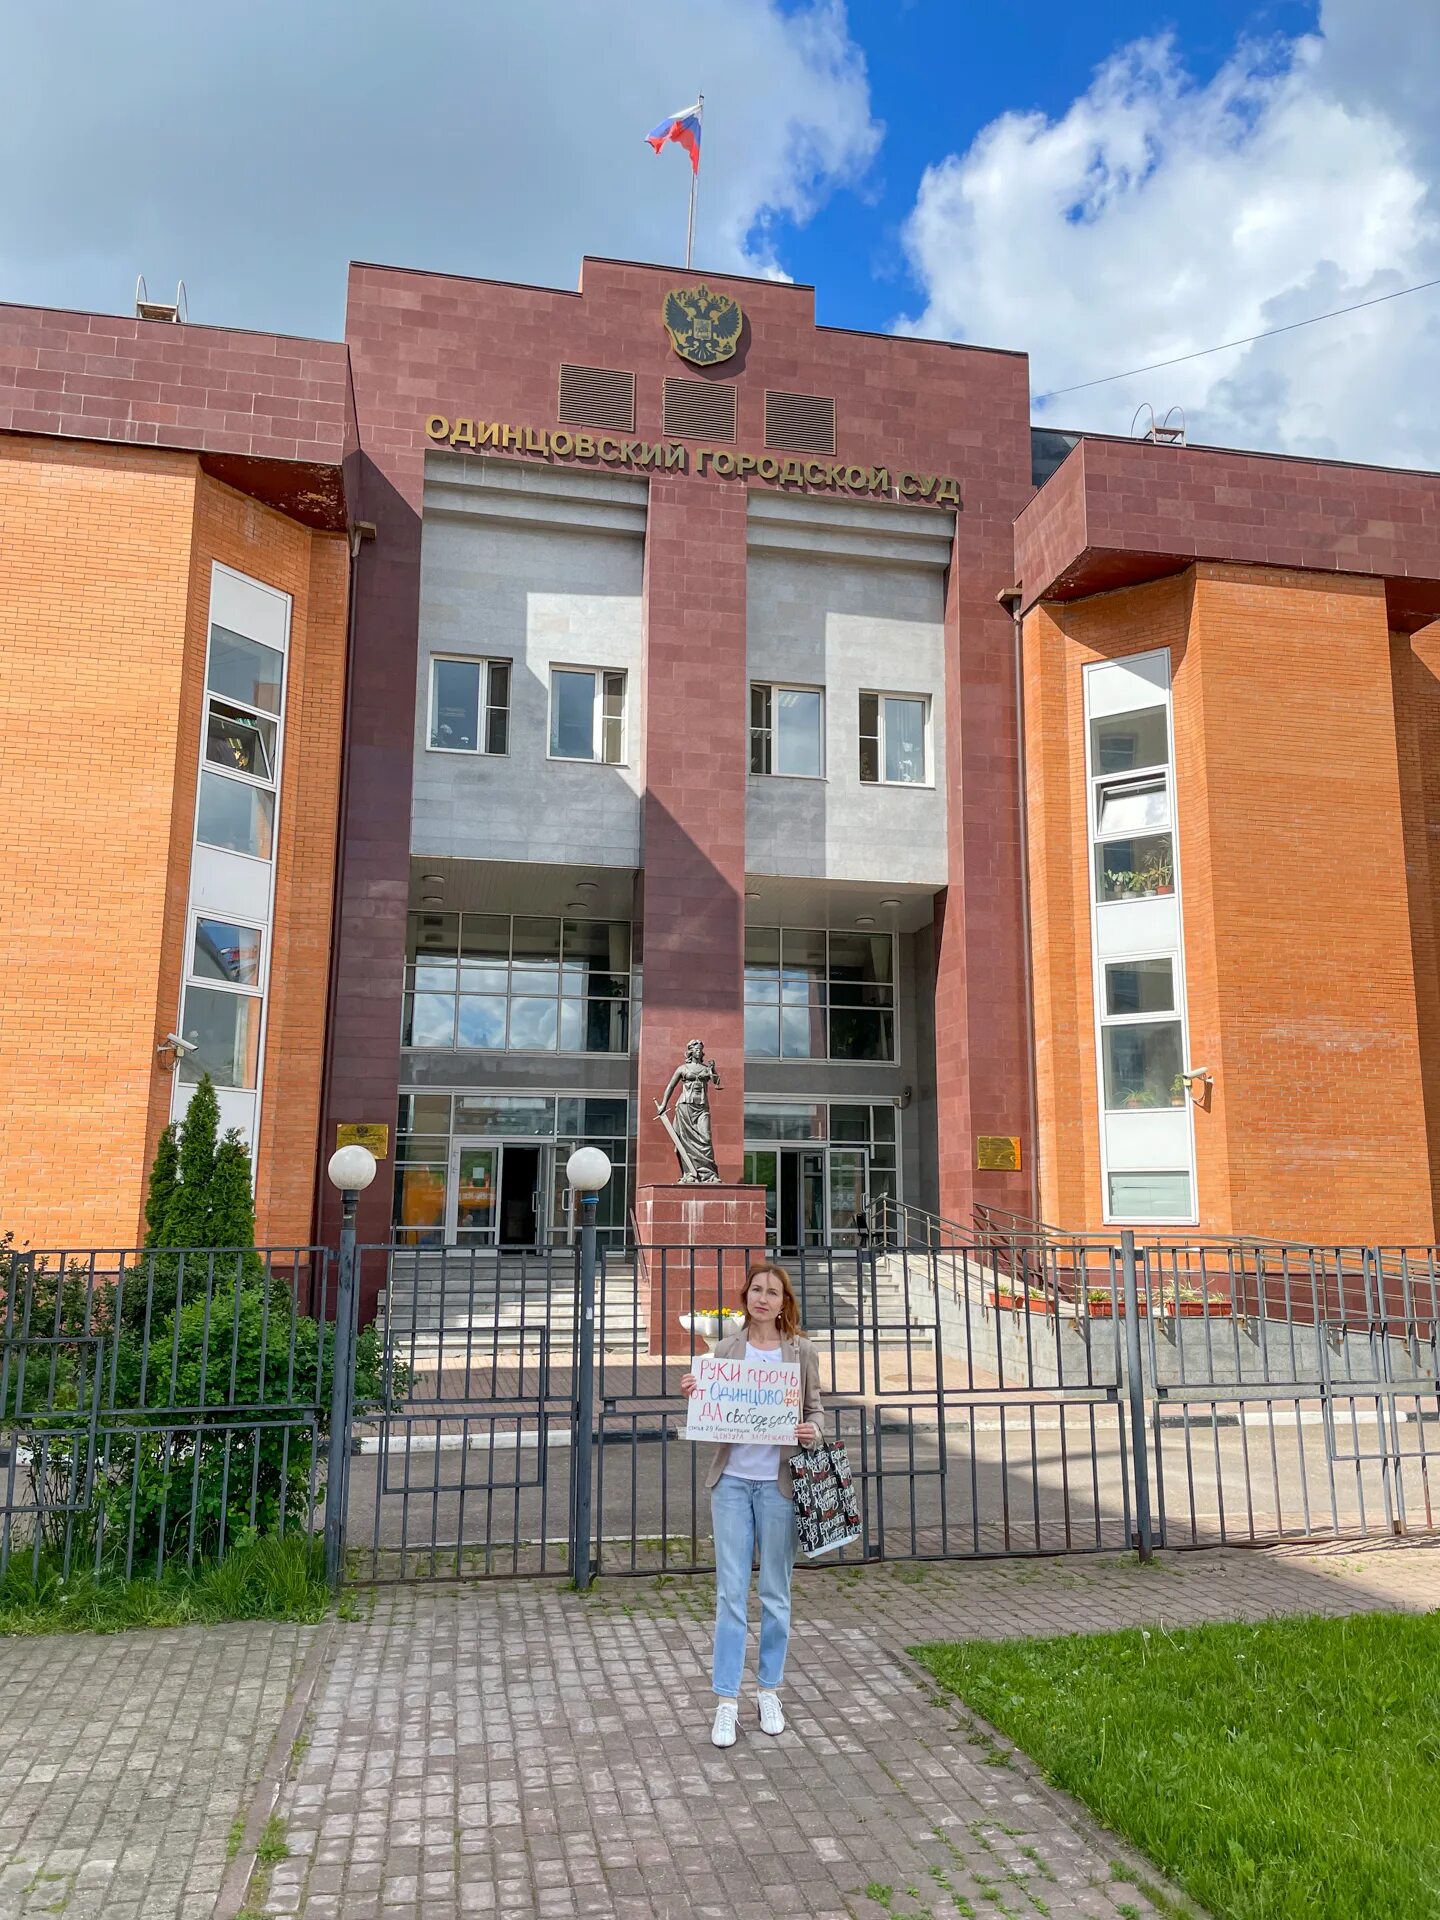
[914,1610,1440,1920]
[0,1533,331,1634]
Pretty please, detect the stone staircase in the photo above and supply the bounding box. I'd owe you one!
[377,1247,938,1350]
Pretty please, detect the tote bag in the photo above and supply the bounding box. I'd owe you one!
[788,1439,861,1558]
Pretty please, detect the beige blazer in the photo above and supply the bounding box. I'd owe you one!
[702,1330,825,1498]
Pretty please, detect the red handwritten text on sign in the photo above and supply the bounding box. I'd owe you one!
[684,1355,802,1446]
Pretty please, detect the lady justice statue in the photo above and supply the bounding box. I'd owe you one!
[654,1039,723,1184]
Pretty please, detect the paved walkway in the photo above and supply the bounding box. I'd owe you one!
[2,1540,1438,1920]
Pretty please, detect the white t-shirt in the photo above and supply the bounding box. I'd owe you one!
[720,1343,788,1482]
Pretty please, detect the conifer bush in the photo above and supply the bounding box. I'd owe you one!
[3,1077,386,1570]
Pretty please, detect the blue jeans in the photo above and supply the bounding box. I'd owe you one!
[711,1475,797,1697]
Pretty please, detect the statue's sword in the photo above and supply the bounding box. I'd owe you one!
[655,1102,701,1182]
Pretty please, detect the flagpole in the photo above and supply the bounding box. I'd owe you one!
[686,94,703,270]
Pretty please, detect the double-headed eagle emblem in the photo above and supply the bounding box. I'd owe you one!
[662,285,743,367]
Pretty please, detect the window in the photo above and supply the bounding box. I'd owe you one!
[1091,707,1167,775]
[192,918,262,988]
[178,912,264,1088]
[1108,1171,1191,1219]
[750,684,824,777]
[402,912,631,1054]
[744,927,895,1061]
[1095,833,1174,902]
[1104,958,1173,1017]
[428,658,510,754]
[1101,1022,1185,1111]
[1085,651,1195,1223]
[196,622,282,860]
[550,668,626,763]
[859,693,928,785]
[197,773,274,860]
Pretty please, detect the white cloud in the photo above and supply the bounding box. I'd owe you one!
[898,2,1440,468]
[0,1,879,337]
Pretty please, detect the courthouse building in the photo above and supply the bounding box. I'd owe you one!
[3,254,1439,1259]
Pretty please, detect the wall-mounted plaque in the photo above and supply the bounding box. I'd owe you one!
[976,1135,1021,1172]
[337,1123,390,1157]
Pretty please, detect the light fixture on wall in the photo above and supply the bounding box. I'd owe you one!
[745,890,761,901]
[879,897,901,910]
[421,894,444,907]
[565,901,586,913]
[854,915,876,928]
[574,880,598,895]
[421,873,444,885]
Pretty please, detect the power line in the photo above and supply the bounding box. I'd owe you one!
[1035,273,1440,401]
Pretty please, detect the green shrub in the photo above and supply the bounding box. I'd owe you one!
[96,1280,385,1569]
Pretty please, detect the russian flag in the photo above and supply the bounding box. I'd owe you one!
[646,104,702,175]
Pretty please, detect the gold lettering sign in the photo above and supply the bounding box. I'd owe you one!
[663,285,743,366]
[337,1123,390,1157]
[976,1135,1021,1172]
[421,415,962,505]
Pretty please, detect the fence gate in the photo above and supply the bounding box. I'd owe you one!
[346,1244,580,1581]
[339,1229,1440,1584]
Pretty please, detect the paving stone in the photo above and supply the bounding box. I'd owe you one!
[0,1619,317,1920]
[4,1540,1438,1917]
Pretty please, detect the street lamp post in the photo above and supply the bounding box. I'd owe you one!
[324,1144,377,1587]
[566,1146,612,1591]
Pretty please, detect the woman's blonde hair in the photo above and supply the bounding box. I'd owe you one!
[738,1259,803,1338]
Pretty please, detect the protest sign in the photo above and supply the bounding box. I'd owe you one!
[683,1353,801,1446]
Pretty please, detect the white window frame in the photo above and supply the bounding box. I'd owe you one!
[178,912,268,1089]
[749,681,826,780]
[426,654,511,756]
[547,666,627,765]
[1082,650,1198,1227]
[176,565,291,1135]
[859,689,932,788]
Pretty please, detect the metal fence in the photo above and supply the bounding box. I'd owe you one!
[0,1243,336,1581]
[5,1216,1438,1588]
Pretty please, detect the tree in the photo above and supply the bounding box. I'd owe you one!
[162,1077,220,1250]
[143,1124,180,1248]
[209,1129,263,1280]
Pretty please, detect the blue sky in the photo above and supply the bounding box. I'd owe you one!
[782,0,1318,338]
[2,1,1435,465]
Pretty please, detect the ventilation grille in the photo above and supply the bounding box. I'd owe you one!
[557,363,635,432]
[662,376,737,443]
[765,389,836,455]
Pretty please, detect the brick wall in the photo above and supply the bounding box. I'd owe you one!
[1,439,198,1249]
[1024,562,1435,1242]
[0,435,348,1252]
[1389,627,1440,1240]
[152,475,348,1249]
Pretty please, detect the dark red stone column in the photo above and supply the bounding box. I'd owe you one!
[635,475,750,1189]
[634,475,763,1349]
[933,522,1033,1227]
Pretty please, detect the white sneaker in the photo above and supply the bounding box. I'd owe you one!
[757,1689,785,1736]
[711,1699,738,1748]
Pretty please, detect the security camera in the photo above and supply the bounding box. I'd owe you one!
[159,1033,198,1057]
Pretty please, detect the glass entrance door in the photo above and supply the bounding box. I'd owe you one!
[742,1146,870,1251]
[498,1142,549,1248]
[447,1141,552,1246]
[827,1148,869,1246]
[450,1144,497,1244]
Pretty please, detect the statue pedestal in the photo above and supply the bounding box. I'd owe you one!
[633,1183,769,1356]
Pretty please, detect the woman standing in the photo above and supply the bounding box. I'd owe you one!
[682,1261,823,1747]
